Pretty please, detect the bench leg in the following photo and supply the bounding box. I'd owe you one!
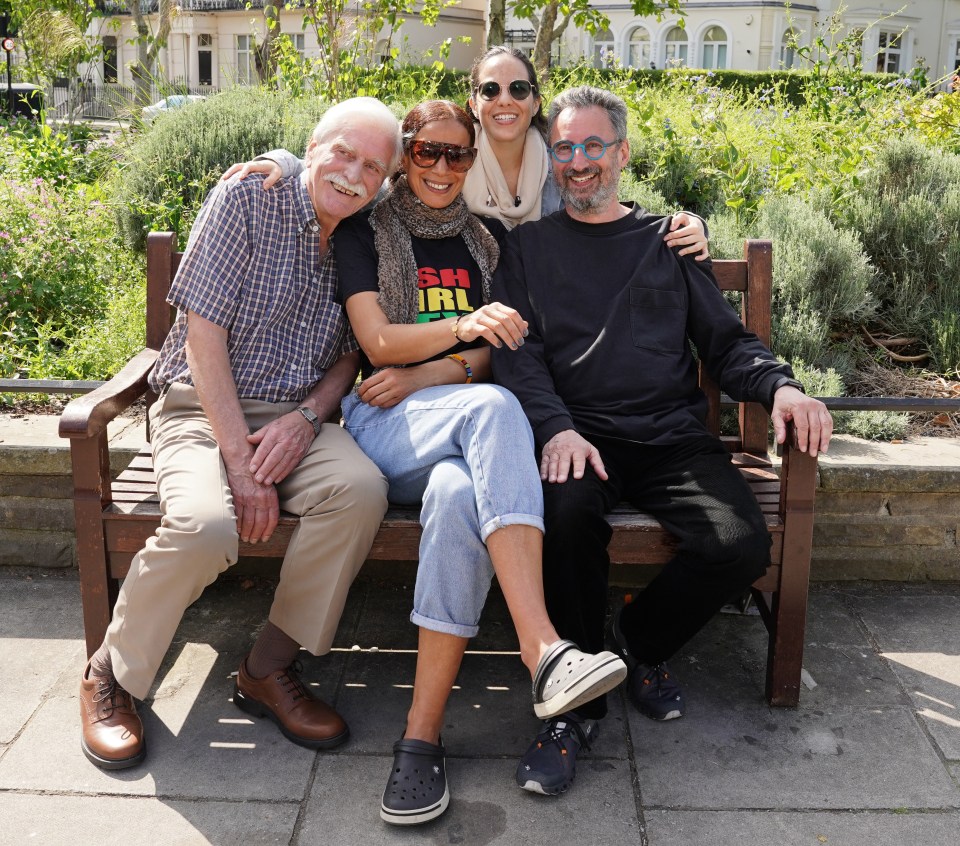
[753,585,806,707]
[70,433,114,658]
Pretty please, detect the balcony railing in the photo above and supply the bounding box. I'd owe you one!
[99,0,267,14]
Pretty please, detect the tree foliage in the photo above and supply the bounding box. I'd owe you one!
[0,0,98,86]
[509,0,685,76]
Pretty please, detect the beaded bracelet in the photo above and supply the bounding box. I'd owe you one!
[446,353,473,384]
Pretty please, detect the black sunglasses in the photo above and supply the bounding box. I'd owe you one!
[476,79,538,101]
[407,140,478,173]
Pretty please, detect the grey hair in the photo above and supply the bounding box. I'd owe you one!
[311,97,403,171]
[547,86,628,142]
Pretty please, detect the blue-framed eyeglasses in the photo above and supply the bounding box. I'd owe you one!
[549,136,622,163]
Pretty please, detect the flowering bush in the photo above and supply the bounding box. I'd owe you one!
[0,176,139,376]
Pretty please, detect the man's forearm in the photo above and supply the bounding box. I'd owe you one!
[185,312,251,472]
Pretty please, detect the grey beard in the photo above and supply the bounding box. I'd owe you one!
[558,166,620,214]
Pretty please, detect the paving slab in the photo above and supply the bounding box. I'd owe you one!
[0,664,320,800]
[3,574,960,845]
[336,647,628,760]
[0,577,84,744]
[676,593,910,710]
[630,702,958,810]
[299,754,640,846]
[851,591,960,760]
[643,809,960,846]
[0,792,298,846]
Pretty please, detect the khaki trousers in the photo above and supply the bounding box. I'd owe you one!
[106,383,388,700]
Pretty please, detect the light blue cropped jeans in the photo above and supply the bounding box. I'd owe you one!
[342,383,544,638]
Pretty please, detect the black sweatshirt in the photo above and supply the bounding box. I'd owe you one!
[490,205,798,449]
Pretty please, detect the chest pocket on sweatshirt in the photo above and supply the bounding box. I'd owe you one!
[629,287,685,353]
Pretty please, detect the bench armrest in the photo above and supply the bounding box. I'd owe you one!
[58,348,159,441]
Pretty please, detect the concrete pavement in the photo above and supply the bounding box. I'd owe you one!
[0,569,958,845]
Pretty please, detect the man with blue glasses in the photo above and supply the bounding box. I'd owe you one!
[492,86,833,798]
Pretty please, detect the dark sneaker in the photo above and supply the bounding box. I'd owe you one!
[608,608,685,721]
[628,662,685,721]
[515,713,597,795]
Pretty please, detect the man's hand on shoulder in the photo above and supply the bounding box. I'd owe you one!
[247,413,316,486]
[540,430,608,484]
[771,385,833,458]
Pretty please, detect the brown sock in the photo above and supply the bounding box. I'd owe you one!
[89,643,113,678]
[245,621,301,679]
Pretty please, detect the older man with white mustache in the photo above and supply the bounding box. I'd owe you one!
[78,98,403,771]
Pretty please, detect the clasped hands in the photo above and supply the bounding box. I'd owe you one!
[226,411,317,544]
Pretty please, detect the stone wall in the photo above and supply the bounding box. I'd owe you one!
[1,429,958,581]
[0,441,137,569]
[813,463,960,580]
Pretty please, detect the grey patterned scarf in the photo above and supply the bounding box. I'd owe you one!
[369,175,500,326]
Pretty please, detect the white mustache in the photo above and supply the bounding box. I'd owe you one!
[325,172,368,200]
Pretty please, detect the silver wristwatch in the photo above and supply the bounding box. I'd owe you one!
[296,406,321,437]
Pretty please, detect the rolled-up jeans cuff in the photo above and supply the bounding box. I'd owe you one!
[478,513,544,544]
[409,610,480,640]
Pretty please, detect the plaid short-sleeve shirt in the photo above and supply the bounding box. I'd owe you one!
[149,172,357,403]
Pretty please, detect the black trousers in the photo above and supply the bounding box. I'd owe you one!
[541,434,771,720]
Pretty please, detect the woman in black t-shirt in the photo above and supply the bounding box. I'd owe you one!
[334,101,626,827]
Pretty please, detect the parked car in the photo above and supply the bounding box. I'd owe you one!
[140,94,206,124]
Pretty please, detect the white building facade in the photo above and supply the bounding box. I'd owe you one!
[85,0,487,91]
[507,1,960,89]
[83,2,960,94]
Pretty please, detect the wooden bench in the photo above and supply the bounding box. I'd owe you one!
[59,231,819,707]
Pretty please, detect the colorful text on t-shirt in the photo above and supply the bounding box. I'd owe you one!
[417,266,474,322]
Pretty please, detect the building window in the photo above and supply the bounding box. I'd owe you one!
[779,28,799,69]
[103,35,118,83]
[593,28,614,69]
[285,32,305,58]
[628,27,651,69]
[198,34,213,87]
[237,34,255,84]
[664,26,688,67]
[701,26,728,70]
[876,30,902,73]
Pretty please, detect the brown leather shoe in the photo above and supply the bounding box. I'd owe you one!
[233,658,349,750]
[79,659,146,770]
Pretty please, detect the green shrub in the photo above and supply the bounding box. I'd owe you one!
[754,194,876,373]
[1,117,114,186]
[790,361,909,441]
[113,87,337,251]
[841,137,960,372]
[0,178,127,370]
[617,170,673,215]
[550,65,902,109]
[16,255,146,380]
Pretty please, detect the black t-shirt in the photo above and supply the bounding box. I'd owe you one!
[335,210,505,377]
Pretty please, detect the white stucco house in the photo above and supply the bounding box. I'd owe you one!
[505,1,960,88]
[81,1,960,93]
[84,0,487,91]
